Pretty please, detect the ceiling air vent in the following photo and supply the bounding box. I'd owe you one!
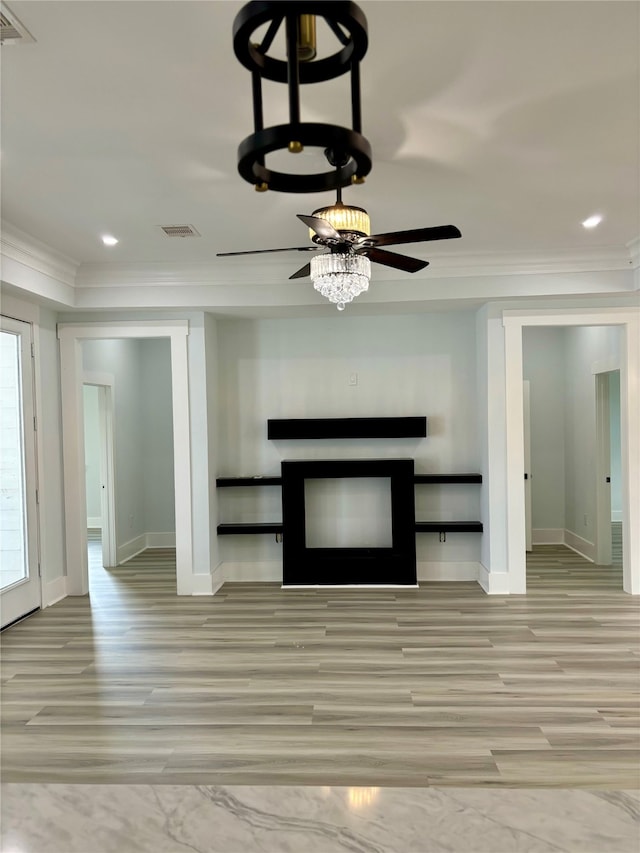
[160,224,201,238]
[0,5,36,44]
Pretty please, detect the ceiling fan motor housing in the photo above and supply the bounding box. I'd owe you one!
[233,1,373,193]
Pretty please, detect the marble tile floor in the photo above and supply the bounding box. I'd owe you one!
[1,783,639,853]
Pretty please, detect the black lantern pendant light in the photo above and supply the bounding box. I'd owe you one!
[232,1,372,193]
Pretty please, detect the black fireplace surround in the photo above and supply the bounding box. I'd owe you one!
[216,416,482,586]
[282,458,417,586]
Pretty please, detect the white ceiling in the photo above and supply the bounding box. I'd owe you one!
[1,0,639,312]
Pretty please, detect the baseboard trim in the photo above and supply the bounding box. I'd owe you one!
[117,531,177,564]
[145,532,176,548]
[43,574,67,607]
[532,528,565,545]
[532,528,599,561]
[210,562,225,595]
[611,511,623,522]
[221,561,283,582]
[417,561,480,582]
[477,564,510,595]
[564,529,596,562]
[220,561,485,586]
[117,534,147,565]
[191,573,214,595]
[87,517,102,529]
[282,584,420,589]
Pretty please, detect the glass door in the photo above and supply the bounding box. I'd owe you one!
[0,316,40,629]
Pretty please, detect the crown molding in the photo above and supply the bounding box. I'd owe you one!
[1,221,79,286]
[74,245,636,289]
[0,222,640,305]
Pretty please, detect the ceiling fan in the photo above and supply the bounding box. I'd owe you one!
[217,183,462,282]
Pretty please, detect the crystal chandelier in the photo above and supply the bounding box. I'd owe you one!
[308,200,372,309]
[310,253,371,310]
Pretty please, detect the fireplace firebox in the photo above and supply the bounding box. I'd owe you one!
[281,458,416,586]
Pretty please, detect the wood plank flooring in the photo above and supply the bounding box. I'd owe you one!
[1,543,638,788]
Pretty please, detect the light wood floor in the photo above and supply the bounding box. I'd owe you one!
[1,542,638,788]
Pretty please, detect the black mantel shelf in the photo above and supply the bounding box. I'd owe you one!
[267,416,427,440]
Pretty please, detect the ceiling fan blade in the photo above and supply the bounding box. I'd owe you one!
[289,262,311,280]
[297,214,342,242]
[217,246,318,257]
[363,247,429,273]
[365,225,462,248]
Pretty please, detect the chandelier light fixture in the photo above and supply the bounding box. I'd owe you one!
[310,252,371,310]
[231,1,372,193]
[307,191,372,309]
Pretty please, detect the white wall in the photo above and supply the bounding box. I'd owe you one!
[523,325,624,550]
[564,325,622,550]
[139,339,175,533]
[82,338,175,549]
[522,327,566,534]
[82,339,145,545]
[82,384,102,524]
[216,312,481,574]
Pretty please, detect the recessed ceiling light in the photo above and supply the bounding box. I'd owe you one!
[582,214,603,229]
[101,234,119,246]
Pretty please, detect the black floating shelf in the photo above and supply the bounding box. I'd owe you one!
[415,521,483,533]
[216,477,282,487]
[414,473,482,484]
[217,522,283,535]
[268,416,427,441]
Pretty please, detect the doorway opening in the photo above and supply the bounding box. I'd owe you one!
[83,378,116,578]
[595,369,623,572]
[522,327,625,591]
[80,339,176,594]
[59,321,191,597]
[503,308,638,596]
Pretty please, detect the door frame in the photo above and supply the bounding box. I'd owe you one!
[503,307,639,595]
[0,315,41,627]
[594,369,614,566]
[58,321,192,595]
[83,373,117,568]
[523,380,532,552]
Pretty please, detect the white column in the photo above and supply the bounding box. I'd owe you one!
[503,319,527,594]
[59,334,89,595]
[621,317,640,594]
[476,307,510,594]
